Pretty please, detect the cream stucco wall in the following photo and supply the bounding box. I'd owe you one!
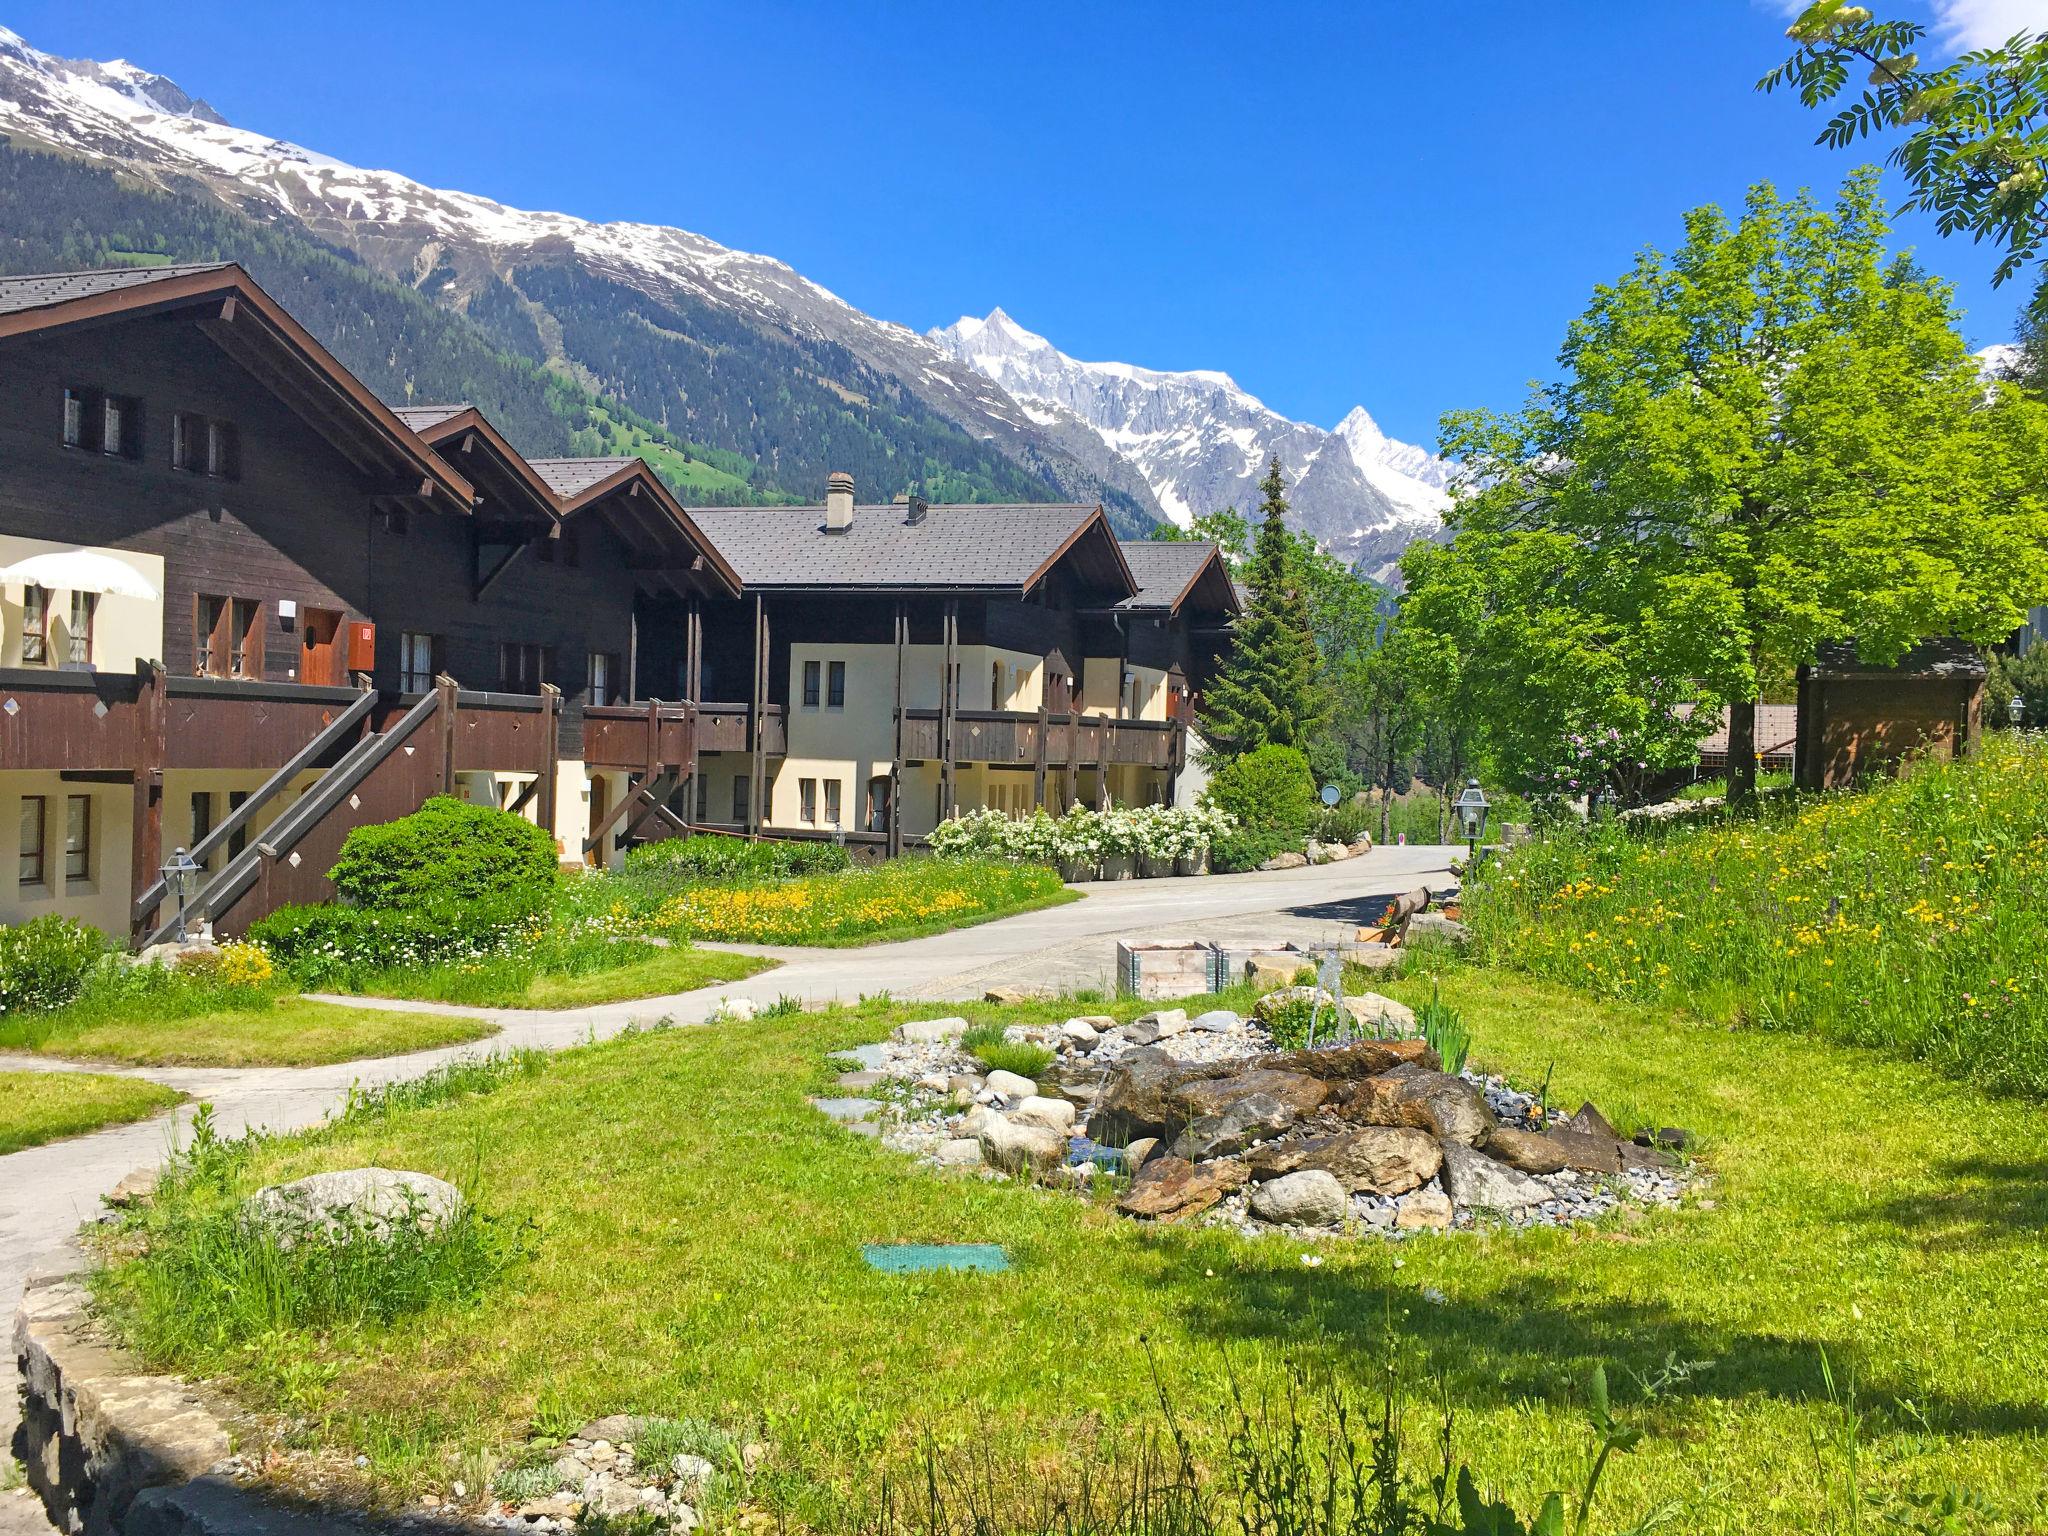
[1,772,132,934]
[0,537,164,672]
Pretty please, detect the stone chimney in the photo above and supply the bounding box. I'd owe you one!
[906,494,928,526]
[825,471,855,533]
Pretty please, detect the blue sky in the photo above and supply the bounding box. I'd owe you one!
[4,0,2035,447]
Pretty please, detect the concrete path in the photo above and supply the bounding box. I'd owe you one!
[0,845,1454,1469]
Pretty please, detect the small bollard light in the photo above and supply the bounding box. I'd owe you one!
[2011,695,2027,729]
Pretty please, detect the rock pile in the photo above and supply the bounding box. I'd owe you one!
[483,1417,762,1531]
[820,1004,1698,1240]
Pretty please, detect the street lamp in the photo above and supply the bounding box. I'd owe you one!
[1454,778,1490,862]
[160,846,201,944]
[2010,695,2027,730]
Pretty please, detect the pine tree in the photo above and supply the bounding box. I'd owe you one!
[1200,458,1327,756]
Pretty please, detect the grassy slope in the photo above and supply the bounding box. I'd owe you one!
[348,946,775,1009]
[119,976,2048,1530]
[24,998,496,1068]
[0,1069,181,1153]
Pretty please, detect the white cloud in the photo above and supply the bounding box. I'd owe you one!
[1929,0,2041,52]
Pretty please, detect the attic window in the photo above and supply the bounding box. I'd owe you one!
[62,388,142,458]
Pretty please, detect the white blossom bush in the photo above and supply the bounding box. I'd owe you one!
[925,804,1231,870]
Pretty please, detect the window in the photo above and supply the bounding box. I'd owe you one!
[866,775,890,834]
[226,791,249,859]
[799,777,817,823]
[730,775,749,825]
[64,796,91,883]
[195,595,264,679]
[20,585,49,665]
[61,388,140,457]
[19,796,46,887]
[802,659,821,709]
[694,773,709,824]
[823,778,842,828]
[991,661,1004,708]
[66,591,95,666]
[828,660,846,709]
[172,412,238,480]
[399,632,439,694]
[499,642,549,693]
[190,791,215,852]
[588,652,620,705]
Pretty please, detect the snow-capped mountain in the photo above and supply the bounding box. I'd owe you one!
[0,21,1446,569]
[932,310,1447,579]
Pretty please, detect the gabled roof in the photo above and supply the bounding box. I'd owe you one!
[1111,540,1241,617]
[1813,638,1988,680]
[530,458,742,598]
[0,263,471,510]
[686,501,1137,599]
[399,405,558,528]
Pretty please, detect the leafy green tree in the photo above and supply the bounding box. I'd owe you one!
[1415,174,2048,803]
[1762,3,2048,318]
[1199,458,1329,756]
[1149,506,1252,565]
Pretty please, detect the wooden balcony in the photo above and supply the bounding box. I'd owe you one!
[896,708,1182,770]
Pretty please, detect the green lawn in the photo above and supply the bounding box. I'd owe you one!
[347,942,776,1009]
[92,970,2048,1530]
[0,1069,181,1153]
[21,996,496,1067]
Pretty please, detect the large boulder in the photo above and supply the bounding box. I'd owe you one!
[1394,1187,1453,1230]
[1547,1128,1624,1174]
[1251,985,1336,1025]
[985,1068,1040,1099]
[1482,1127,1570,1175]
[1249,1170,1348,1227]
[1248,1127,1442,1195]
[1345,1065,1496,1145]
[1254,1037,1437,1082]
[1403,913,1472,948]
[898,1016,971,1044]
[1012,1095,1077,1133]
[1092,1047,1209,1140]
[1439,1142,1548,1213]
[976,1116,1066,1174]
[1117,1155,1249,1221]
[1168,1069,1329,1160]
[1344,993,1417,1034]
[241,1168,462,1247]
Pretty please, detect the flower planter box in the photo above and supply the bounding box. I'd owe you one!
[1057,857,1099,883]
[1117,940,1231,999]
[1099,854,1137,881]
[1138,853,1174,879]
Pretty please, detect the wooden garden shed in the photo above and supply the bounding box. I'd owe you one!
[1794,639,1987,790]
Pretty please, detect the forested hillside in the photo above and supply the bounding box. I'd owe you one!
[0,140,766,501]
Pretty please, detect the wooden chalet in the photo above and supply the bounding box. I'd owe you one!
[0,264,732,941]
[678,479,1238,853]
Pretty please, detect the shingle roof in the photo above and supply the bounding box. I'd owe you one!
[1115,540,1226,612]
[528,458,640,500]
[0,262,235,317]
[393,403,470,431]
[687,502,1115,592]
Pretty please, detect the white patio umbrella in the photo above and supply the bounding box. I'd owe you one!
[0,550,159,601]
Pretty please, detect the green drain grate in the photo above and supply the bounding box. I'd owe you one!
[862,1243,1010,1274]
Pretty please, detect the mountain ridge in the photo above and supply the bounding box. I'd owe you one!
[0,21,1446,564]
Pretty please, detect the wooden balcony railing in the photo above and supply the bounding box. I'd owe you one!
[896,708,1182,770]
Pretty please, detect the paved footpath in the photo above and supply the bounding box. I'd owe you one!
[0,846,1453,1471]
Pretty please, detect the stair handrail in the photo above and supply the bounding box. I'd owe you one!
[132,683,378,933]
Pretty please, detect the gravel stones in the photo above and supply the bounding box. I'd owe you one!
[240,1168,462,1246]
[1248,1170,1348,1227]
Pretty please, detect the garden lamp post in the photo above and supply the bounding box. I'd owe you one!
[2011,695,2026,730]
[1454,778,1490,865]
[160,846,200,944]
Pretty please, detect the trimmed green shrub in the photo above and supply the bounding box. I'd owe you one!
[326,797,559,914]
[1208,827,1295,874]
[625,835,851,882]
[0,915,105,1015]
[1204,745,1317,843]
